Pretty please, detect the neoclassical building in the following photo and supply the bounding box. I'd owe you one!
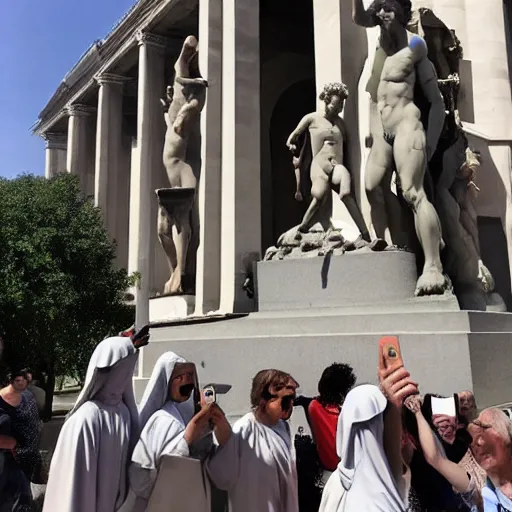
[34,0,512,411]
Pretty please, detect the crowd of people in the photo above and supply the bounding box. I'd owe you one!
[0,327,511,512]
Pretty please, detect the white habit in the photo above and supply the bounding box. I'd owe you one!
[120,351,203,512]
[319,384,407,512]
[43,337,139,512]
[206,412,299,512]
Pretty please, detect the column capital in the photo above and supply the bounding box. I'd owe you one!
[136,30,170,49]
[95,73,132,86]
[66,104,96,117]
[43,131,67,150]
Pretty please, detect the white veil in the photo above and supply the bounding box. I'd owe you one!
[320,384,407,512]
[67,337,139,439]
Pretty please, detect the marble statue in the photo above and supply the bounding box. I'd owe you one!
[407,8,504,310]
[157,36,207,295]
[353,0,448,297]
[286,82,371,244]
[264,84,387,261]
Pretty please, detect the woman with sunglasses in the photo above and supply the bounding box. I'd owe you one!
[206,369,300,512]
[120,351,215,512]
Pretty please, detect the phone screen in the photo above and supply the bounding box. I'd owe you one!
[431,396,456,417]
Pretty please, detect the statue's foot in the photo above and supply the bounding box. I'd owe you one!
[164,273,184,295]
[369,238,388,252]
[415,266,448,297]
[342,235,369,251]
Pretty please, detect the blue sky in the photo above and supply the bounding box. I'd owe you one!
[0,0,137,179]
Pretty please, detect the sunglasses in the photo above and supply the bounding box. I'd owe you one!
[262,389,296,411]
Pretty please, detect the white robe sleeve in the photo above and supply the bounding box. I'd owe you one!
[205,431,240,492]
[43,403,101,512]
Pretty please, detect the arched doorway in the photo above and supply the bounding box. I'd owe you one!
[269,78,316,244]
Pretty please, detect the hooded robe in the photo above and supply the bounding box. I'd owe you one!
[42,337,139,512]
[206,411,299,512]
[119,351,209,512]
[319,384,407,512]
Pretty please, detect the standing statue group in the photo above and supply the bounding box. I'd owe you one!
[156,0,501,308]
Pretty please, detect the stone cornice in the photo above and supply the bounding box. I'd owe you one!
[136,30,170,49]
[43,132,67,150]
[66,104,97,117]
[95,73,132,86]
[32,0,186,136]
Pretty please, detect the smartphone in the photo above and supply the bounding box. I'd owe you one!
[379,335,404,371]
[133,324,149,340]
[203,385,216,405]
[431,396,456,417]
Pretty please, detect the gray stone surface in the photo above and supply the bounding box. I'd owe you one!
[138,308,512,422]
[256,250,458,312]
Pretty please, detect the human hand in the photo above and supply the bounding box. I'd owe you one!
[184,405,213,445]
[286,142,297,153]
[210,404,232,446]
[379,366,418,408]
[404,394,423,415]
[294,191,303,202]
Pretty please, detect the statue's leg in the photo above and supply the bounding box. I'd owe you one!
[334,164,371,242]
[394,124,447,296]
[168,213,192,294]
[365,135,394,240]
[158,206,177,294]
[299,167,330,233]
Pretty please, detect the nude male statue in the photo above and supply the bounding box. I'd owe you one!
[158,36,208,295]
[353,0,447,295]
[286,83,371,245]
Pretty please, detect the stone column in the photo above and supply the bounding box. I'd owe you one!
[194,0,223,315]
[94,74,129,244]
[43,132,67,179]
[129,32,166,332]
[312,0,369,233]
[66,104,95,194]
[219,0,261,314]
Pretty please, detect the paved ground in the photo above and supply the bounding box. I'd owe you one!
[52,391,79,412]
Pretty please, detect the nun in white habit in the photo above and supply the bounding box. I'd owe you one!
[206,368,300,512]
[42,334,145,512]
[319,384,408,512]
[120,351,213,512]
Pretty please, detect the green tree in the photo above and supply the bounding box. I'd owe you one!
[0,173,134,418]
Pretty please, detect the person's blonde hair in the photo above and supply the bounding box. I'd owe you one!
[480,408,512,444]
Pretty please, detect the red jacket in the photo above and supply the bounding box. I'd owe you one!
[308,398,340,471]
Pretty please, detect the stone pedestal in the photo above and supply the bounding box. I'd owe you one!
[256,250,459,312]
[149,295,195,323]
[136,250,512,422]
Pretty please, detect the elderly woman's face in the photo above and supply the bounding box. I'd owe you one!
[469,411,510,471]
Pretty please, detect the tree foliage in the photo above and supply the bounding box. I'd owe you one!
[0,174,134,412]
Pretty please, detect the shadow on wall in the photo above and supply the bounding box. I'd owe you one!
[269,79,316,242]
[478,216,512,310]
[470,135,511,310]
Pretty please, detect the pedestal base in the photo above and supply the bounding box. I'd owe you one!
[256,249,458,312]
[137,308,512,422]
[149,295,195,323]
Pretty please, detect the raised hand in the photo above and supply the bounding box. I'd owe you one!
[379,365,418,408]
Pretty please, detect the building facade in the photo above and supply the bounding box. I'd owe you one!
[34,0,512,328]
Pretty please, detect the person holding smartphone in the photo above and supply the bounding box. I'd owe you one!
[120,351,221,512]
[43,328,149,512]
[206,369,299,512]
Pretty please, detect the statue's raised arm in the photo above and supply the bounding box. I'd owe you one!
[352,0,378,27]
